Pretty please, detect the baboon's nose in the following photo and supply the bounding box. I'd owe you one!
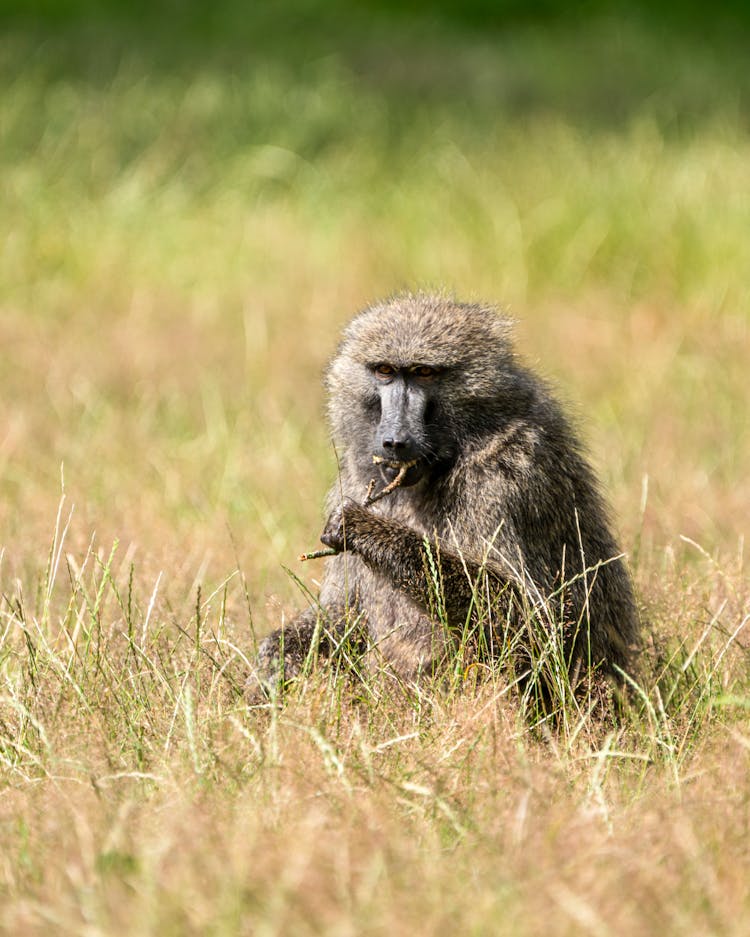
[382,436,409,451]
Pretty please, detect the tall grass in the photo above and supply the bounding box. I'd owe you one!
[1,5,749,933]
[0,496,748,933]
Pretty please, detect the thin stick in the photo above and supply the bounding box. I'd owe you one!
[299,548,339,561]
[363,459,414,505]
[299,459,416,561]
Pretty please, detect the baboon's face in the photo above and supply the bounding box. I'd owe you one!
[328,296,515,484]
[366,361,447,487]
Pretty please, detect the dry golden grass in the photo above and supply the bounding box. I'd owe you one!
[0,537,748,935]
[1,6,749,934]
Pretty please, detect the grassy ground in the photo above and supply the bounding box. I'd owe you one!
[1,5,749,934]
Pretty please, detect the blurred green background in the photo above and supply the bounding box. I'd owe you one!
[1,0,748,607]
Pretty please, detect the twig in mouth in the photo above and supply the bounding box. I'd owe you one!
[364,459,416,505]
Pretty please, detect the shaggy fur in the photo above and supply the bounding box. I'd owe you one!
[252,294,639,691]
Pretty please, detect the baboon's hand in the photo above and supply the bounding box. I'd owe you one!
[320,497,365,553]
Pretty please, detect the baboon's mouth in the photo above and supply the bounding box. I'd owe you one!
[372,455,424,487]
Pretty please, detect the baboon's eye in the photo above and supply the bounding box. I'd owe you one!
[411,365,438,379]
[374,364,395,380]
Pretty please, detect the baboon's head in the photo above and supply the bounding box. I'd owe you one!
[327,293,517,487]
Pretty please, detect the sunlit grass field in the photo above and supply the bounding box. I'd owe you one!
[1,5,749,933]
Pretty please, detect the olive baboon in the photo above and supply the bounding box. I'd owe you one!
[252,294,639,693]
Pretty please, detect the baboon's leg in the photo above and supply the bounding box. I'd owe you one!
[247,604,365,696]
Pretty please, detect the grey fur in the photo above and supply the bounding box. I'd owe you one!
[252,293,639,693]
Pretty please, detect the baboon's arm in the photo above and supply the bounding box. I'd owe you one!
[321,499,514,624]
